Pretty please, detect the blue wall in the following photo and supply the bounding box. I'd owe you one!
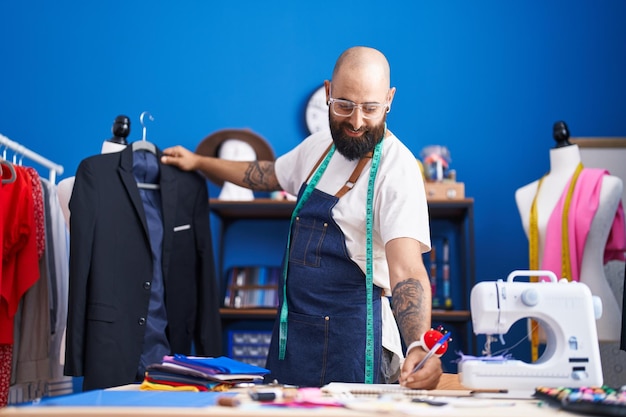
[2,1,625,358]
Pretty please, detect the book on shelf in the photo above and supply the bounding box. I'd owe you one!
[423,236,454,311]
[223,266,280,308]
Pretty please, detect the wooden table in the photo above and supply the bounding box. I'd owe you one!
[0,375,579,416]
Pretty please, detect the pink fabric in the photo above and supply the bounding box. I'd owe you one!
[541,168,626,282]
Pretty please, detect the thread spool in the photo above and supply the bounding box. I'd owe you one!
[217,396,240,407]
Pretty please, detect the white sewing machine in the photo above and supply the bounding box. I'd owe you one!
[459,270,603,392]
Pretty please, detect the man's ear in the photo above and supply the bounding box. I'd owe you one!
[324,80,331,104]
[387,86,397,111]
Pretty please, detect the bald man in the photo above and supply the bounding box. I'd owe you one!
[162,46,440,389]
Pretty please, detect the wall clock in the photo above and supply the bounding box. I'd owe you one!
[305,85,330,135]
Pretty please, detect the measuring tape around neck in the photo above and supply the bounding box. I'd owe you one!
[363,135,384,383]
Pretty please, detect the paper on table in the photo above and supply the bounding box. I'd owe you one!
[321,382,473,398]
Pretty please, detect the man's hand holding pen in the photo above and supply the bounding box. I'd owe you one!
[399,331,450,389]
[399,348,443,389]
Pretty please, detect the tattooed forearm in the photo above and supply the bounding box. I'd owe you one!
[392,278,429,344]
[243,161,281,191]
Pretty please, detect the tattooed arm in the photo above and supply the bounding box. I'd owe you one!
[386,237,442,389]
[161,145,281,191]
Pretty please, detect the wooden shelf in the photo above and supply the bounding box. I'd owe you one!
[220,308,279,320]
[209,198,475,220]
[220,307,470,322]
[427,198,474,220]
[209,199,296,219]
[432,309,471,322]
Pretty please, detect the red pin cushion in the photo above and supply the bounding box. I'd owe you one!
[406,328,450,357]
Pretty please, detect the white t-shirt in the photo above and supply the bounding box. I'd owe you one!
[276,130,431,292]
[275,130,431,368]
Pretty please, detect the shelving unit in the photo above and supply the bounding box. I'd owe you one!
[219,308,471,326]
[209,197,475,370]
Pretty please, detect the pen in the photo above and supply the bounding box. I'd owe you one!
[411,332,451,374]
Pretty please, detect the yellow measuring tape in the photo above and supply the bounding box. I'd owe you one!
[528,162,583,361]
[560,163,584,281]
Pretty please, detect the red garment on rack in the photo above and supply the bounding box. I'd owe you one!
[1,165,40,344]
[0,344,12,407]
[24,167,46,258]
[0,171,9,407]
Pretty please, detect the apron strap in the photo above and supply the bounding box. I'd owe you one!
[305,143,373,199]
[335,152,372,198]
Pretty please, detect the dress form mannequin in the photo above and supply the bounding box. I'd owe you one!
[217,139,255,201]
[516,122,585,256]
[107,115,130,145]
[57,115,130,228]
[515,121,625,385]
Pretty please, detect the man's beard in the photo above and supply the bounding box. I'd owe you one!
[329,115,386,161]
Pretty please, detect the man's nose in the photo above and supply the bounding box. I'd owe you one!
[348,107,365,130]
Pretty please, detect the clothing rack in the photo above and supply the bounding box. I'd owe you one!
[0,133,64,184]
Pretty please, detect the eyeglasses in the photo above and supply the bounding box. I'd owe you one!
[328,92,388,119]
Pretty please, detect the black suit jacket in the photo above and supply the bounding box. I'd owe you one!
[64,145,222,391]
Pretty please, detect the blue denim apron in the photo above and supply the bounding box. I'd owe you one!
[265,147,383,387]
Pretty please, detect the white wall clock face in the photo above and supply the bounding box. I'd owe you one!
[305,85,330,135]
